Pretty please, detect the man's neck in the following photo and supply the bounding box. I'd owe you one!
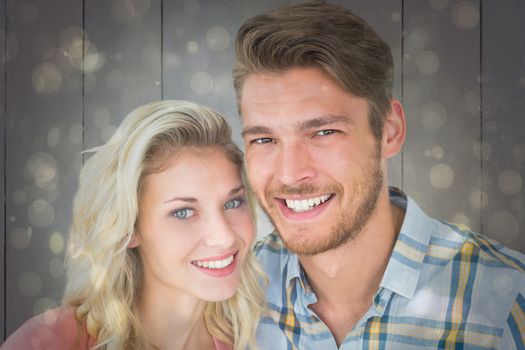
[299,191,405,346]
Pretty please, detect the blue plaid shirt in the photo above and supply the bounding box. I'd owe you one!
[254,188,525,349]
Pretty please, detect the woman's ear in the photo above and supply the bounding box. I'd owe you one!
[382,99,406,159]
[128,232,141,248]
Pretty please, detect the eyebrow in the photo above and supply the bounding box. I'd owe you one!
[163,185,245,204]
[241,126,273,137]
[241,115,353,137]
[297,115,353,131]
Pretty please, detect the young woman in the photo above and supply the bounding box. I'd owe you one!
[2,100,265,349]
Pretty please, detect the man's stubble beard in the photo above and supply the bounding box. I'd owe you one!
[255,142,384,256]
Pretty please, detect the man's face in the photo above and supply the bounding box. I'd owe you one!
[240,67,385,256]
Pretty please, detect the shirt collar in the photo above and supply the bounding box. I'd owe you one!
[285,187,435,299]
[379,187,435,299]
[284,248,302,287]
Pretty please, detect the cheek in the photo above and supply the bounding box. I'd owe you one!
[229,212,256,244]
[246,151,271,184]
[140,228,201,265]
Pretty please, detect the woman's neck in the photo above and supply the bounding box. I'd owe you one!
[137,284,215,350]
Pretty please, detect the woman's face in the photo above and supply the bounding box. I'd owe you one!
[133,147,255,302]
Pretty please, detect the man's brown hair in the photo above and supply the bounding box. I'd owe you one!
[233,0,393,139]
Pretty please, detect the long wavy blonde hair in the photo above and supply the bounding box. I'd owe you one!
[63,100,265,349]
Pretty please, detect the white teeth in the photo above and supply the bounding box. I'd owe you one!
[194,255,234,269]
[284,194,332,212]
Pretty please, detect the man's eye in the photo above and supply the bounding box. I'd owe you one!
[172,208,195,219]
[316,129,337,136]
[224,198,244,210]
[252,137,274,144]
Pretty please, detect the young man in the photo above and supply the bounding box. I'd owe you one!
[233,1,525,349]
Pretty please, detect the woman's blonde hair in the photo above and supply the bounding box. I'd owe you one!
[63,100,265,349]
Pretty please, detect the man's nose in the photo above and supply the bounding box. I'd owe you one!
[273,141,316,186]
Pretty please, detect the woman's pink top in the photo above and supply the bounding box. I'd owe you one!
[1,307,232,350]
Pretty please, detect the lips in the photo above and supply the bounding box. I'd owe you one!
[191,252,239,277]
[274,193,334,220]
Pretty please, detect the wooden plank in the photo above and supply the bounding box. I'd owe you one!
[163,0,245,144]
[482,0,525,252]
[0,0,5,341]
[84,0,162,150]
[403,0,482,231]
[4,0,82,336]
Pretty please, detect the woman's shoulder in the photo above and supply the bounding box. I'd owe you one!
[1,307,95,350]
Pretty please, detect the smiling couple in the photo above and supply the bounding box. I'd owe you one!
[3,1,525,350]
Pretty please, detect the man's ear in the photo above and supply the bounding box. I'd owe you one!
[128,232,141,248]
[382,99,406,159]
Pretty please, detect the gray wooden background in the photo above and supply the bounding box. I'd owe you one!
[1,0,524,340]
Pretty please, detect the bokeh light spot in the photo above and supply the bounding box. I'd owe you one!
[472,141,492,161]
[429,164,454,189]
[452,214,471,230]
[186,41,199,54]
[421,102,447,131]
[47,127,61,148]
[27,199,55,228]
[416,51,440,75]
[452,1,479,30]
[391,12,401,22]
[190,72,213,96]
[12,190,27,205]
[25,152,58,189]
[469,190,489,210]
[32,63,62,96]
[17,272,43,297]
[49,232,65,255]
[498,170,522,195]
[10,227,32,250]
[431,146,444,160]
[206,26,231,52]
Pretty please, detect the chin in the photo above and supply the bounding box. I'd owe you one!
[201,286,238,302]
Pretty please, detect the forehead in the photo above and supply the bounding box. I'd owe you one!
[240,67,368,126]
[241,68,335,103]
[142,148,241,192]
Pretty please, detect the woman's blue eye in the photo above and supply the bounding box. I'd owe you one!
[172,208,194,219]
[224,198,243,210]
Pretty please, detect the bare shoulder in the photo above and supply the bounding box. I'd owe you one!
[1,307,92,350]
